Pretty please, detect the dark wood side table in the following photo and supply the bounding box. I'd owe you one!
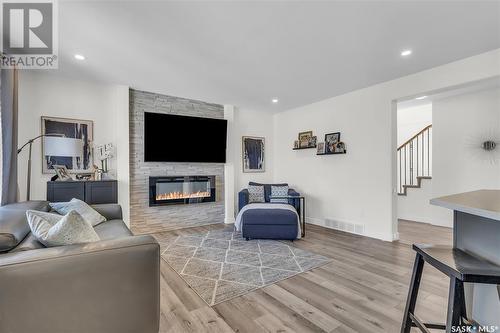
[47,180,118,204]
[269,195,306,237]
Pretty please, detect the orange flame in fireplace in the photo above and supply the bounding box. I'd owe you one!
[156,190,211,201]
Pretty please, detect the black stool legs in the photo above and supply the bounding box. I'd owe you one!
[401,254,467,333]
[401,253,425,333]
[446,277,467,332]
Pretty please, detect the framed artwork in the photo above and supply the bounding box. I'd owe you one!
[41,116,93,174]
[53,165,73,181]
[293,140,299,149]
[317,142,325,154]
[298,131,313,148]
[242,136,265,173]
[325,132,341,153]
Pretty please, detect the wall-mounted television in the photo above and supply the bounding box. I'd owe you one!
[144,112,227,163]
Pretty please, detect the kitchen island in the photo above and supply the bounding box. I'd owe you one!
[431,189,500,327]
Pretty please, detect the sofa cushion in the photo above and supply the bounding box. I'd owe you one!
[50,199,106,226]
[94,219,133,240]
[249,182,288,202]
[26,210,100,247]
[9,233,45,252]
[0,201,50,252]
[247,184,265,203]
[91,204,123,221]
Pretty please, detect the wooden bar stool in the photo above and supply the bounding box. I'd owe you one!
[401,244,500,333]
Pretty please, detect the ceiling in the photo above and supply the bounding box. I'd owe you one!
[397,76,500,109]
[55,1,500,112]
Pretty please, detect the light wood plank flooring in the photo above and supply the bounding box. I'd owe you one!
[151,221,453,333]
[398,219,452,246]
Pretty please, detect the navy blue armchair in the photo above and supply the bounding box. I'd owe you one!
[238,182,301,212]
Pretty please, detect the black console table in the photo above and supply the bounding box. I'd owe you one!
[47,180,118,204]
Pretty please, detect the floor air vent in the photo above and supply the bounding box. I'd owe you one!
[324,218,364,235]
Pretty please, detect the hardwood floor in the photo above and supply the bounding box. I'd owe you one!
[151,221,453,333]
[398,219,452,246]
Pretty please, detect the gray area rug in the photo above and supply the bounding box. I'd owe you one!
[160,228,330,306]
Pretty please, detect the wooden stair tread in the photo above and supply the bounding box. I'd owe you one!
[398,176,432,195]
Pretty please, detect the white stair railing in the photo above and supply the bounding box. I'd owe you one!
[397,125,432,195]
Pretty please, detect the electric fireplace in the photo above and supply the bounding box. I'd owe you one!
[149,176,216,206]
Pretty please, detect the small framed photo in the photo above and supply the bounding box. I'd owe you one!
[317,142,325,154]
[335,141,346,153]
[53,165,73,181]
[298,131,313,148]
[309,136,317,147]
[325,132,341,153]
[294,140,299,149]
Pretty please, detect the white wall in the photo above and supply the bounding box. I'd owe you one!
[231,107,274,213]
[17,71,130,223]
[397,104,432,146]
[16,72,273,223]
[273,49,500,241]
[398,87,500,227]
[233,108,274,190]
[433,88,500,195]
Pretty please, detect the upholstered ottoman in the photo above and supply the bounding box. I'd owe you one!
[236,203,300,240]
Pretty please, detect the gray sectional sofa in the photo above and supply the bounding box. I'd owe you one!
[0,200,160,333]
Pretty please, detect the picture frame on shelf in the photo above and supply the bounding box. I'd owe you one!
[325,132,341,153]
[317,142,325,154]
[298,131,313,148]
[309,136,317,147]
[334,141,346,153]
[294,140,299,149]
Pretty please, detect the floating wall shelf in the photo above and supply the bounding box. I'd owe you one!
[293,146,317,150]
[317,151,347,155]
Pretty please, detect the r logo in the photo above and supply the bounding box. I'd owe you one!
[2,2,53,54]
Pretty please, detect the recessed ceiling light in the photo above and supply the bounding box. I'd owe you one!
[272,98,279,104]
[415,95,427,100]
[401,50,412,57]
[74,54,85,60]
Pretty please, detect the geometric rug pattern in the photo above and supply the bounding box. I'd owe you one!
[161,228,330,306]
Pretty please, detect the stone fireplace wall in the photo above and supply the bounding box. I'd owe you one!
[129,89,225,234]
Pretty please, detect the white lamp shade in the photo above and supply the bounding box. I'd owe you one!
[44,137,83,157]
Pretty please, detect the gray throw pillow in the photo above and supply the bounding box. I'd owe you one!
[247,184,265,203]
[50,198,106,226]
[26,210,100,247]
[270,185,289,203]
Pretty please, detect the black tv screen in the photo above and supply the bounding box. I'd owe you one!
[144,112,227,163]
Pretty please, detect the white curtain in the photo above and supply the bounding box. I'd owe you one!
[0,68,19,205]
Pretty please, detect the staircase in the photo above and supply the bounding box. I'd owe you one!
[397,125,432,196]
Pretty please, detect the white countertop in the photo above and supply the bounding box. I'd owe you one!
[430,189,500,221]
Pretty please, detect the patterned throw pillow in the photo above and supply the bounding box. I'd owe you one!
[26,210,100,247]
[247,184,265,203]
[50,198,106,226]
[270,185,289,203]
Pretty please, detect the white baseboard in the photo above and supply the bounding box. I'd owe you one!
[306,216,394,242]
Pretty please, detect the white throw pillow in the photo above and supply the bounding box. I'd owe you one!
[50,198,106,226]
[247,185,265,203]
[26,210,100,247]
